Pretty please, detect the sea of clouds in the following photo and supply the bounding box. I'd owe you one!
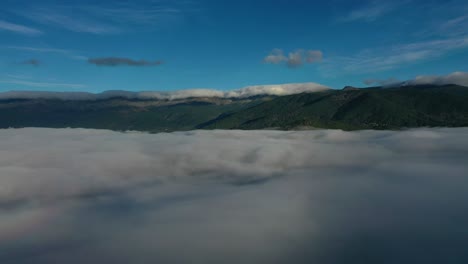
[1,128,468,264]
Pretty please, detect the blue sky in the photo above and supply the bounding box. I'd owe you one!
[0,0,467,92]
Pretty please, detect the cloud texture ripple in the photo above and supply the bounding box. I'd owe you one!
[1,128,468,264]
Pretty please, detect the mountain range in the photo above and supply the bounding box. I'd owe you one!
[1,84,467,132]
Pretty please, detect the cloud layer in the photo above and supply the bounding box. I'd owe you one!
[364,71,468,87]
[1,128,468,263]
[0,82,330,100]
[405,71,468,86]
[88,57,163,67]
[264,49,323,68]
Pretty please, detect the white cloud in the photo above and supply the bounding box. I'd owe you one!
[264,49,323,68]
[407,71,468,86]
[306,50,323,63]
[286,50,304,68]
[0,20,42,36]
[224,83,329,97]
[139,89,226,100]
[0,82,330,100]
[0,128,468,263]
[0,127,466,205]
[263,48,287,64]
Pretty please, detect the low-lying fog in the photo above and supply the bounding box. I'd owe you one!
[1,128,467,264]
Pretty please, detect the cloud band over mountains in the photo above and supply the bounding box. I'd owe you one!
[0,82,330,100]
[364,71,468,87]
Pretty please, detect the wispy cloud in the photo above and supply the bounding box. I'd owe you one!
[323,36,468,74]
[264,49,323,68]
[0,75,86,89]
[5,46,71,53]
[340,0,402,22]
[440,15,468,30]
[88,57,163,67]
[331,1,468,75]
[0,80,86,89]
[413,2,468,38]
[23,9,120,34]
[0,20,42,36]
[15,1,197,35]
[84,2,186,26]
[435,14,468,37]
[3,46,87,61]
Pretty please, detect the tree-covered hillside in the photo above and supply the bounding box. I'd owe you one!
[1,85,468,132]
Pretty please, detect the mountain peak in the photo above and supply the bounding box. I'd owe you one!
[343,86,360,91]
